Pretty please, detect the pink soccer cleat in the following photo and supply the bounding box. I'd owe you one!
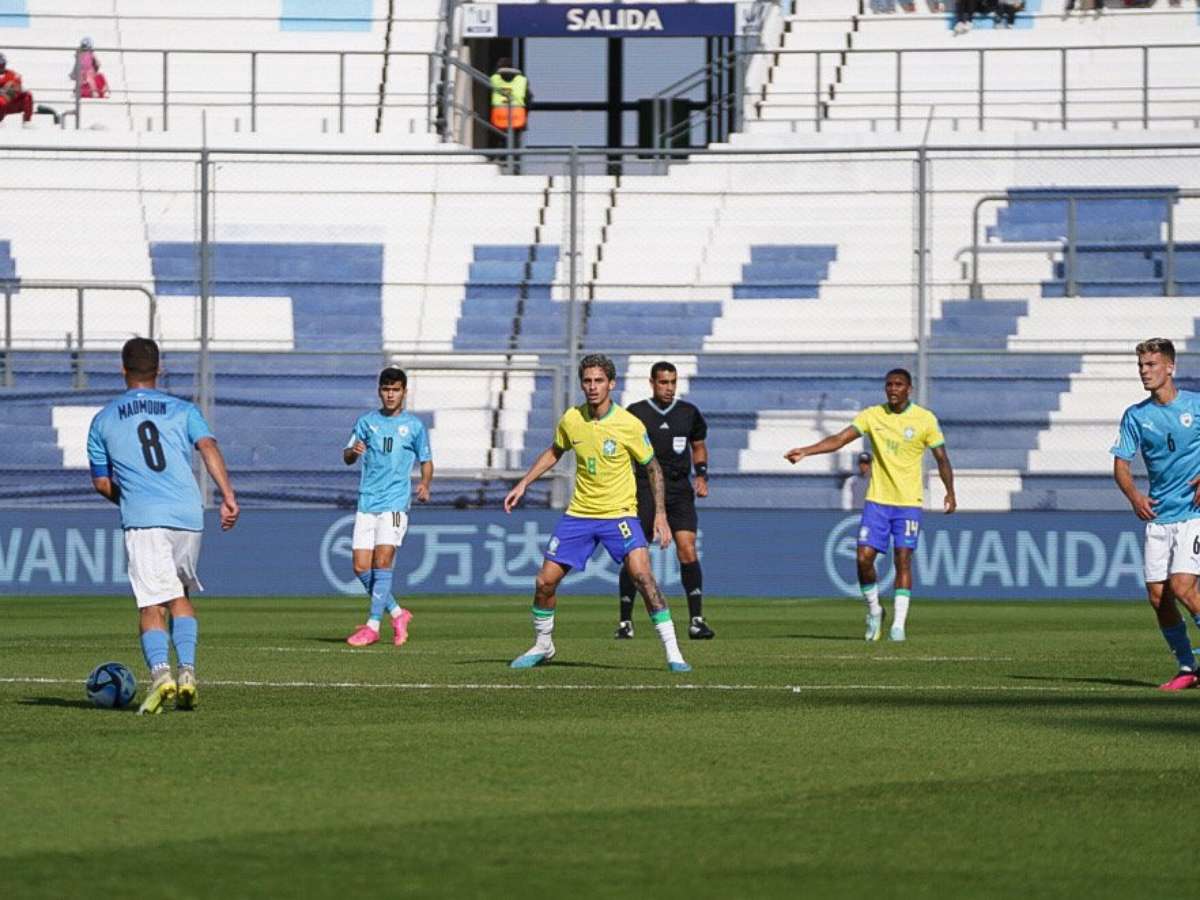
[391,609,413,647]
[1159,671,1199,692]
[346,625,380,647]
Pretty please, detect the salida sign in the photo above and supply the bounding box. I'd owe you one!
[465,3,744,38]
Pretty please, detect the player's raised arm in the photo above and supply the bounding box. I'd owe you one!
[785,425,860,465]
[196,437,239,530]
[504,444,565,513]
[931,444,957,514]
[1114,456,1157,521]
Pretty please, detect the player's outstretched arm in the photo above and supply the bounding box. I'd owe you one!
[197,437,240,530]
[343,440,366,465]
[504,445,564,513]
[932,445,957,514]
[1114,457,1156,521]
[644,457,671,549]
[785,425,860,464]
[416,460,433,503]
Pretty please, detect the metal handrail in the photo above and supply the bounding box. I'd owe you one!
[742,42,1200,133]
[649,0,779,153]
[966,190,1200,299]
[1,281,157,389]
[1,44,446,134]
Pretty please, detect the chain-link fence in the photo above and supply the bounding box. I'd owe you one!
[1,140,1196,512]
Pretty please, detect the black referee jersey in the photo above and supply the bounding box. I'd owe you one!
[627,398,707,487]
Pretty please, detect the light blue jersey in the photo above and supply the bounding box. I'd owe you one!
[86,388,213,531]
[1111,389,1200,524]
[348,410,431,513]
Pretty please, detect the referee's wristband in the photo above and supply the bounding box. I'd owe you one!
[693,464,708,478]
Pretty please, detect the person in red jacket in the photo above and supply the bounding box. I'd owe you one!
[0,53,35,124]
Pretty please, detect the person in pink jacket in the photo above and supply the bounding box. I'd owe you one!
[70,37,108,99]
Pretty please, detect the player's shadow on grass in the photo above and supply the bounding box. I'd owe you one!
[16,697,105,710]
[785,634,861,642]
[312,637,356,644]
[1008,674,1159,689]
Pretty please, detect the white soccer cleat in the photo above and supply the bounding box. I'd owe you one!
[864,609,885,642]
[889,624,907,643]
[510,643,556,669]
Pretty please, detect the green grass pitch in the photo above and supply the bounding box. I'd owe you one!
[0,595,1194,899]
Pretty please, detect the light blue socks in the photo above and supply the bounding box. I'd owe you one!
[171,616,198,669]
[140,629,170,674]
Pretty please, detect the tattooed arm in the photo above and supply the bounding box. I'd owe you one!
[644,457,670,549]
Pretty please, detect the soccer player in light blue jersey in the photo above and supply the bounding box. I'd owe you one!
[1111,338,1200,691]
[342,367,433,647]
[86,338,239,714]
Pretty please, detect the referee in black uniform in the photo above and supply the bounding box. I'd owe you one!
[616,360,714,640]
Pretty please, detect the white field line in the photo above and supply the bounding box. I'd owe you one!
[0,676,1150,694]
[246,646,1015,662]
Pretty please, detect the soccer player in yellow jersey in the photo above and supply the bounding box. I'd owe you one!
[504,354,691,672]
[785,368,956,642]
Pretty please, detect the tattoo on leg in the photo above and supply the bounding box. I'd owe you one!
[634,572,668,612]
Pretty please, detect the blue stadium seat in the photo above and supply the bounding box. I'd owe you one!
[734,244,836,299]
[151,242,384,350]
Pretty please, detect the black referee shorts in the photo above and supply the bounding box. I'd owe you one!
[635,478,698,538]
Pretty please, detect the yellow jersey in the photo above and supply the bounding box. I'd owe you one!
[851,402,945,508]
[555,402,654,518]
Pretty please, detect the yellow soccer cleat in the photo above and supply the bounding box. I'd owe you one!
[137,669,177,716]
[176,668,197,711]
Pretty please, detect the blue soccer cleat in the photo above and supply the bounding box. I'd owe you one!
[667,661,692,673]
[865,609,885,642]
[510,644,555,669]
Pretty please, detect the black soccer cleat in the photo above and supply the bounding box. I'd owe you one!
[688,617,715,640]
[614,620,634,640]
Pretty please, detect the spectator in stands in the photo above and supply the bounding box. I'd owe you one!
[953,0,978,33]
[69,37,109,99]
[490,57,530,164]
[998,0,1024,26]
[0,53,34,126]
[843,451,873,511]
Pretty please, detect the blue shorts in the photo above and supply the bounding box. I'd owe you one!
[545,513,647,571]
[858,500,922,553]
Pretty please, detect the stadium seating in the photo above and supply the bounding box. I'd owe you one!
[0,0,442,137]
[745,0,1200,136]
[2,0,1200,516]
